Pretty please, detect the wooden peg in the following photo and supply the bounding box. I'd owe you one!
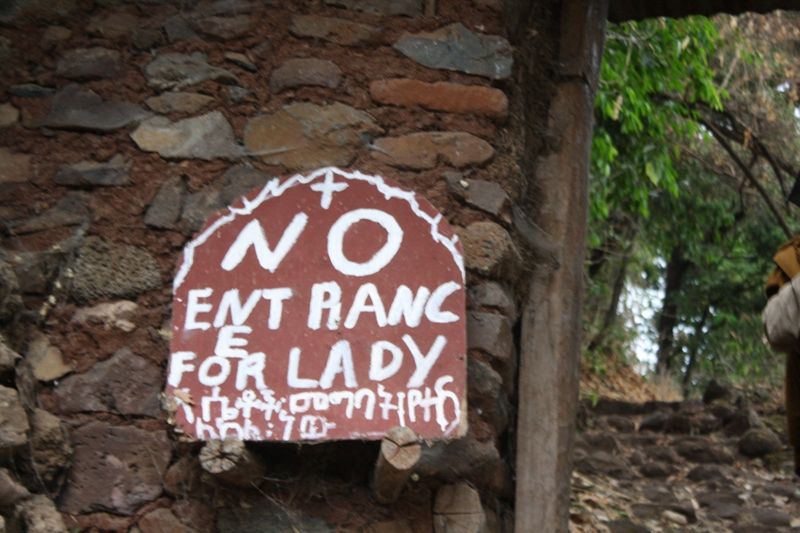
[371,426,421,504]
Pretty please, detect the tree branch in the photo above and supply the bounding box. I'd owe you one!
[700,118,794,238]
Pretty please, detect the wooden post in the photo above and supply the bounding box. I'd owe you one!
[433,483,485,533]
[198,437,267,488]
[371,426,421,504]
[508,1,610,533]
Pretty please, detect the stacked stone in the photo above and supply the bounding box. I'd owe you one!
[0,0,520,532]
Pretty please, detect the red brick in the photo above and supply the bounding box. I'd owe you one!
[370,78,508,119]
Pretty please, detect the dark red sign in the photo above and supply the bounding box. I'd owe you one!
[167,168,467,442]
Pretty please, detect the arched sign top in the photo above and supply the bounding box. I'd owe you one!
[174,167,465,291]
[168,167,467,442]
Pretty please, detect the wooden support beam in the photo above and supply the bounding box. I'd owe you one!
[510,1,609,532]
[371,426,421,504]
[432,483,485,533]
[199,437,267,488]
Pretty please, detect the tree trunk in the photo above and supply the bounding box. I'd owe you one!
[682,305,710,394]
[507,2,609,533]
[655,247,692,375]
[587,225,636,352]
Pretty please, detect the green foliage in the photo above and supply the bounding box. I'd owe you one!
[590,16,726,244]
[587,12,800,391]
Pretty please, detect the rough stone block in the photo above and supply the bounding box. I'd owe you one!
[325,0,422,15]
[16,495,67,533]
[12,192,91,234]
[270,58,342,93]
[70,236,161,302]
[467,312,513,364]
[244,102,382,170]
[0,148,31,184]
[29,408,72,484]
[0,385,29,459]
[290,15,380,46]
[144,177,186,229]
[44,84,151,132]
[53,154,131,187]
[139,509,196,533]
[54,345,162,417]
[446,175,510,219]
[56,47,120,80]
[394,23,512,79]
[372,132,494,170]
[131,112,241,161]
[456,222,519,279]
[59,421,171,515]
[144,52,238,90]
[467,281,517,322]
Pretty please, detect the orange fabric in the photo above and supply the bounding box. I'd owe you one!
[765,236,800,297]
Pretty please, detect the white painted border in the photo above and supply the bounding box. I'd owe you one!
[174,167,464,291]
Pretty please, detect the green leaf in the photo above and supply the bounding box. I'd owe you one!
[645,162,660,185]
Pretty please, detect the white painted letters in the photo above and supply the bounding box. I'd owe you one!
[387,285,430,327]
[424,281,460,324]
[198,356,231,386]
[308,281,342,330]
[186,288,213,330]
[369,341,403,382]
[235,352,267,391]
[168,351,197,387]
[213,289,262,327]
[319,340,358,389]
[214,325,251,358]
[404,334,447,388]
[262,288,293,329]
[344,283,387,329]
[221,214,308,272]
[287,348,319,389]
[328,209,403,277]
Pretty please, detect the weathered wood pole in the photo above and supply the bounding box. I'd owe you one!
[432,483,485,533]
[199,437,267,488]
[508,1,609,532]
[371,426,421,503]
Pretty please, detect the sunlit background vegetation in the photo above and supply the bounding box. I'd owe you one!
[585,11,800,396]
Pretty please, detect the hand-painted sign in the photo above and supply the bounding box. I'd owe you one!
[167,167,467,442]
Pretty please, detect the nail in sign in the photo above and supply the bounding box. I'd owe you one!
[168,167,467,442]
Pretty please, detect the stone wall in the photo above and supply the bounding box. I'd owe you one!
[0,1,533,532]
